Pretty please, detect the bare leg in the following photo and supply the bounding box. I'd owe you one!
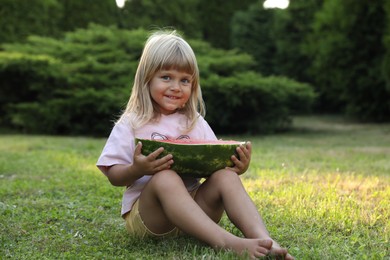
[138,170,273,259]
[195,169,294,260]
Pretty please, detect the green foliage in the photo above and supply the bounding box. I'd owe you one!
[381,1,390,114]
[192,41,257,77]
[197,0,257,49]
[0,51,124,135]
[3,25,144,82]
[2,0,390,124]
[0,52,64,127]
[0,25,315,135]
[203,72,316,134]
[231,1,278,75]
[59,0,118,32]
[10,88,126,135]
[272,0,323,82]
[305,0,390,120]
[0,0,119,44]
[231,0,324,79]
[191,37,316,134]
[232,0,390,122]
[119,0,201,39]
[1,25,141,135]
[0,0,63,43]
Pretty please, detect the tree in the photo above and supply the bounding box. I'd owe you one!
[306,0,390,120]
[59,0,118,32]
[231,0,323,79]
[0,0,121,44]
[231,1,278,75]
[0,0,62,43]
[198,0,256,49]
[119,0,201,38]
[381,0,390,115]
[272,0,323,83]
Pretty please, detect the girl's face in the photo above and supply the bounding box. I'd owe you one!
[149,69,193,115]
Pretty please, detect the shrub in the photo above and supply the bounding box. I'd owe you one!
[0,52,64,127]
[203,72,316,134]
[0,25,316,135]
[1,25,142,135]
[10,88,126,136]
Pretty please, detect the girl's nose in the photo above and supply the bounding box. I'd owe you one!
[170,80,181,91]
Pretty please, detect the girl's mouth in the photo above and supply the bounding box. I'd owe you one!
[166,95,180,100]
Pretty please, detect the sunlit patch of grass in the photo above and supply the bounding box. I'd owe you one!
[241,169,389,259]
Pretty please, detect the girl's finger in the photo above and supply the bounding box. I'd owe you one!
[241,142,252,160]
[231,155,244,170]
[134,141,143,155]
[236,146,246,161]
[236,148,250,166]
[147,147,165,160]
[154,159,174,172]
[154,154,173,166]
[231,154,240,165]
[240,143,252,160]
[245,141,252,153]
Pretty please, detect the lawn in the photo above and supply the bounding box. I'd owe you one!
[1,116,389,259]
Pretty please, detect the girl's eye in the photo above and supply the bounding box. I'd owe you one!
[182,79,191,84]
[161,76,171,80]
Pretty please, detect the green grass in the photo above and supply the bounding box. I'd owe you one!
[1,116,389,259]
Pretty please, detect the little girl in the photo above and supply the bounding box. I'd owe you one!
[97,30,293,259]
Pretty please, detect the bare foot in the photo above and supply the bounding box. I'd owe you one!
[268,244,294,260]
[221,237,273,259]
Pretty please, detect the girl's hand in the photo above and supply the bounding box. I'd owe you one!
[133,142,174,175]
[226,141,252,175]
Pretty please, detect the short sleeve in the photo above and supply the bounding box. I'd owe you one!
[197,115,218,140]
[96,120,135,175]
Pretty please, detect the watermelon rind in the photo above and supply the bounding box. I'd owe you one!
[135,138,246,178]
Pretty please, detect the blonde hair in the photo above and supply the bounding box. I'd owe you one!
[119,30,205,132]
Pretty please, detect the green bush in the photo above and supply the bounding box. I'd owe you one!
[10,88,126,135]
[2,25,142,89]
[0,25,316,135]
[196,50,256,77]
[1,25,137,135]
[0,52,64,127]
[203,72,316,134]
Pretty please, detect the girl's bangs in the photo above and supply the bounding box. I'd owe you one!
[159,47,196,76]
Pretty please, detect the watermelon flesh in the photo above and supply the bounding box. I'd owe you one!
[136,138,246,177]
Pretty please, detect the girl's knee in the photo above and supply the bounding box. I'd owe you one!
[148,170,183,190]
[208,169,241,185]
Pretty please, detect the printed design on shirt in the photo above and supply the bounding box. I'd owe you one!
[151,132,190,141]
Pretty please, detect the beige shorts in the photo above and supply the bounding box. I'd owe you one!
[124,189,197,238]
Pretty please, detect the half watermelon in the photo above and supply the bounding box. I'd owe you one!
[136,138,246,177]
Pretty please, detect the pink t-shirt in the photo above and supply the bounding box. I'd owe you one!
[96,112,217,216]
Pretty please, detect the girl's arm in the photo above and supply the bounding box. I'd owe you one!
[105,164,144,187]
[106,142,174,187]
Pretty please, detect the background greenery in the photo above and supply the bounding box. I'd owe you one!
[1,0,390,136]
[0,25,315,136]
[1,116,389,259]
